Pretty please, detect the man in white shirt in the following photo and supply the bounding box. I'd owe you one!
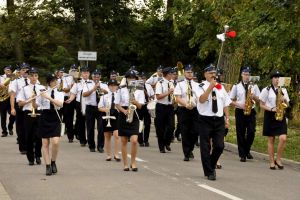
[194,64,231,181]
[83,69,108,152]
[17,67,43,166]
[146,65,163,87]
[155,67,175,153]
[174,65,199,161]
[230,66,260,162]
[9,63,30,154]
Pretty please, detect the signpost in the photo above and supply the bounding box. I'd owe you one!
[78,51,97,67]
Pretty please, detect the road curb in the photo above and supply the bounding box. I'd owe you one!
[224,142,300,170]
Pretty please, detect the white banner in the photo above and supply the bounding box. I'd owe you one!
[78,51,97,61]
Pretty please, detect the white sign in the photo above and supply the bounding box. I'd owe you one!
[78,51,97,61]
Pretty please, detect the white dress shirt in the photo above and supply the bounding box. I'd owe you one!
[82,80,109,106]
[230,82,260,108]
[194,80,232,117]
[61,75,74,96]
[115,87,145,107]
[17,83,45,111]
[36,88,64,110]
[155,78,173,105]
[174,79,198,107]
[146,75,163,86]
[98,91,117,109]
[70,80,85,102]
[259,86,290,108]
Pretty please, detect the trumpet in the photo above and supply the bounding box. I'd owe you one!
[28,89,40,118]
[186,80,193,109]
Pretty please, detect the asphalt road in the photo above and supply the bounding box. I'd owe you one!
[0,128,299,200]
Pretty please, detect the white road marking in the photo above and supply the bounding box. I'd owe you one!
[119,152,147,162]
[198,184,243,200]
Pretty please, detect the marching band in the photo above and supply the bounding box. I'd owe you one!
[0,62,293,180]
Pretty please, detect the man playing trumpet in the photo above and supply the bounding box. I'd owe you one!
[17,67,43,166]
[174,65,199,161]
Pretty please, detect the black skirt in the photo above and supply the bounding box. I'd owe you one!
[38,109,61,138]
[118,106,139,137]
[263,111,287,136]
[102,109,119,133]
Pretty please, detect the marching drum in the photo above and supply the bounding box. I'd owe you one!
[147,100,156,118]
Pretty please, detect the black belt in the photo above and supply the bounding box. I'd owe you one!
[157,103,173,107]
[199,115,223,120]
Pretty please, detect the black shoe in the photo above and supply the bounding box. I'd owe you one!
[183,157,189,161]
[46,165,52,176]
[130,165,138,172]
[29,161,34,166]
[90,149,96,152]
[97,148,104,153]
[160,150,166,153]
[270,163,276,170]
[80,143,86,147]
[51,161,57,174]
[139,143,145,147]
[68,139,74,143]
[215,164,222,169]
[144,142,150,147]
[247,153,253,159]
[1,133,7,137]
[165,145,171,151]
[106,157,112,161]
[123,167,130,171]
[207,170,216,181]
[207,174,216,181]
[275,161,284,169]
[114,156,121,162]
[9,130,13,135]
[240,157,246,162]
[36,157,41,165]
[20,150,27,155]
[189,152,194,159]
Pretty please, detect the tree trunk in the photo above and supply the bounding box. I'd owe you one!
[7,0,24,62]
[83,0,95,51]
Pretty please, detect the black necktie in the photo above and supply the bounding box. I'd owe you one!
[25,78,28,86]
[33,85,37,95]
[212,91,218,113]
[144,84,149,103]
[168,83,171,102]
[50,90,55,110]
[110,93,115,109]
[244,83,248,98]
[188,80,193,97]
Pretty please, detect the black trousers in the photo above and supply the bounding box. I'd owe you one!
[85,105,104,150]
[178,107,198,157]
[16,104,26,152]
[63,97,75,140]
[138,104,151,144]
[198,115,225,176]
[24,111,42,162]
[155,103,174,151]
[235,108,256,158]
[75,102,86,145]
[0,98,15,134]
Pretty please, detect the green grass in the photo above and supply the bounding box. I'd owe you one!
[225,120,300,162]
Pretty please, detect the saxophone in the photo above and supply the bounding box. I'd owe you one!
[0,71,17,102]
[275,87,288,121]
[244,84,255,115]
[127,88,137,123]
[186,80,193,110]
[58,77,63,92]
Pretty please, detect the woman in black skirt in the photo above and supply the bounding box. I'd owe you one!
[37,74,64,176]
[259,70,290,170]
[115,70,145,171]
[98,79,121,161]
